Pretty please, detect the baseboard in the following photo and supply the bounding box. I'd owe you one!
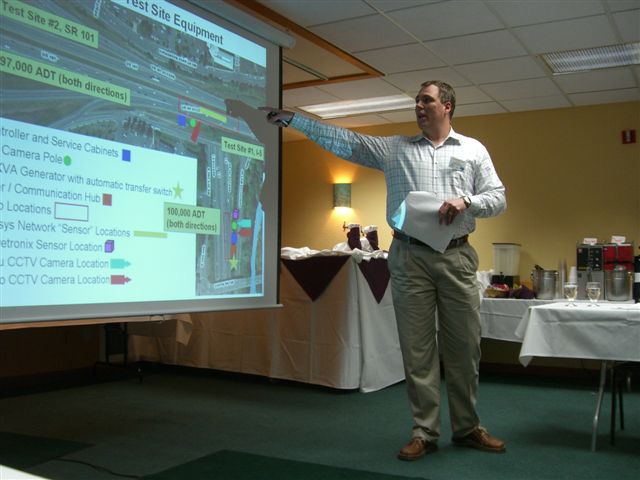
[0,368,96,397]
[0,361,607,398]
[0,362,141,397]
[480,361,601,383]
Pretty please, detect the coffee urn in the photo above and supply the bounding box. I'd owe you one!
[576,244,604,299]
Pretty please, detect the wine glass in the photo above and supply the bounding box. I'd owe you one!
[586,281,601,307]
[563,282,578,306]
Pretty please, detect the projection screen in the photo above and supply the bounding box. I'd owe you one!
[0,0,285,324]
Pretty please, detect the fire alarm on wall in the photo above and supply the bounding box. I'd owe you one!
[621,129,636,144]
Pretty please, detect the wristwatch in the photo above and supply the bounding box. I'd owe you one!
[462,196,471,208]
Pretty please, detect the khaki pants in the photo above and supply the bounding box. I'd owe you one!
[388,238,481,442]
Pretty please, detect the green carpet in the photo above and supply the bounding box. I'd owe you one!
[0,431,90,470]
[1,369,638,480]
[144,450,429,480]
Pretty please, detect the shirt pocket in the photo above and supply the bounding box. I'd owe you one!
[449,157,474,194]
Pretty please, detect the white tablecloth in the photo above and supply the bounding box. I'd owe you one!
[129,255,404,393]
[133,269,635,392]
[516,303,640,366]
[479,298,560,342]
[514,301,640,451]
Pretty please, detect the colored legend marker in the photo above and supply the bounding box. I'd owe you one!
[177,114,186,126]
[122,149,131,162]
[133,231,167,238]
[111,275,131,285]
[190,119,202,142]
[173,182,183,199]
[102,193,112,206]
[110,259,131,269]
[104,239,115,253]
[64,155,72,166]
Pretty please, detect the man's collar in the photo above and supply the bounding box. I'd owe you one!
[410,128,461,145]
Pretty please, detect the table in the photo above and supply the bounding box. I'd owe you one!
[515,302,640,450]
[127,278,566,391]
[479,298,559,342]
[129,254,405,393]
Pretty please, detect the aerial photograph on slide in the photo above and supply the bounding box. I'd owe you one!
[0,0,269,301]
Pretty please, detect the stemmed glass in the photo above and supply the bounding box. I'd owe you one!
[563,282,578,306]
[586,281,601,307]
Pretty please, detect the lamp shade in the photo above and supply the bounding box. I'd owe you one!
[333,183,351,208]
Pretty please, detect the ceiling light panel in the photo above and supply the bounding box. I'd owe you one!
[541,42,640,74]
[300,94,415,119]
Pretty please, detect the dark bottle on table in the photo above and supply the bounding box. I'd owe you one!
[634,250,640,303]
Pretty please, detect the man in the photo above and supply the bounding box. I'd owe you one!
[260,80,507,460]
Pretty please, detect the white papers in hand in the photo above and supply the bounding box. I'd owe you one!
[390,191,462,253]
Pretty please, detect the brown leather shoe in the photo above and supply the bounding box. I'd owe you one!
[397,437,438,461]
[452,426,506,453]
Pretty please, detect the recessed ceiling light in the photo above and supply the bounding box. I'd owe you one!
[299,94,415,119]
[541,42,640,74]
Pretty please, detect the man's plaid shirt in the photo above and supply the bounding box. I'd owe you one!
[289,114,506,239]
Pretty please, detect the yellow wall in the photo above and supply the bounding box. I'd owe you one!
[281,101,640,280]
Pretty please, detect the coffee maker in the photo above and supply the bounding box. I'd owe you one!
[576,244,604,299]
[577,242,634,299]
[603,243,635,300]
[603,243,634,273]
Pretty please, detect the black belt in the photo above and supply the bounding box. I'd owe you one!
[393,230,468,250]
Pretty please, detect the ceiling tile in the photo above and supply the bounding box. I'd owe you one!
[378,110,417,123]
[456,57,547,84]
[387,1,503,41]
[513,16,617,54]
[605,0,640,12]
[501,96,571,112]
[487,0,603,26]
[309,15,415,52]
[283,87,342,108]
[284,35,365,79]
[282,62,319,84]
[481,78,563,101]
[455,86,494,104]
[612,9,640,43]
[316,77,405,100]
[455,102,507,117]
[426,30,527,64]
[256,0,375,28]
[355,43,444,74]
[554,68,637,94]
[569,88,640,106]
[250,0,638,127]
[329,114,392,128]
[385,68,472,92]
[368,0,439,12]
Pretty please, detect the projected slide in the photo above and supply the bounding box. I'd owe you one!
[0,0,278,322]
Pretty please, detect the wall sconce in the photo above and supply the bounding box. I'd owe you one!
[333,183,351,208]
